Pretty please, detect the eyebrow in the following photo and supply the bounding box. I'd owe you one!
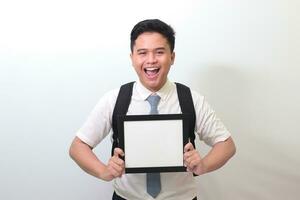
[136,47,166,52]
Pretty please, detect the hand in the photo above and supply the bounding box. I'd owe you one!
[183,142,207,175]
[102,148,125,181]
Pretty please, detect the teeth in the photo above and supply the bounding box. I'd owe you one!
[144,67,159,76]
[145,67,158,71]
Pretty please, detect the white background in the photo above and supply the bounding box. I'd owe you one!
[0,0,299,199]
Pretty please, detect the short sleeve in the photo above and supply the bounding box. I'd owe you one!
[76,88,119,148]
[192,91,231,146]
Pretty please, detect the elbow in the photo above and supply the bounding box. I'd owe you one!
[229,137,236,158]
[222,137,236,160]
[231,145,236,158]
[69,138,77,160]
[69,136,92,160]
[69,143,75,160]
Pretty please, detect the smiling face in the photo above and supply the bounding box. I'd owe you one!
[130,32,175,92]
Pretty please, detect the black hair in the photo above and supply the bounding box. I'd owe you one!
[130,19,175,52]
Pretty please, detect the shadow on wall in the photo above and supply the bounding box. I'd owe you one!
[188,64,248,199]
[188,64,248,136]
[187,64,300,200]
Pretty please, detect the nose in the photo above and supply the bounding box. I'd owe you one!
[146,52,157,64]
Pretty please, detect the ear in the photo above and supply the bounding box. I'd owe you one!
[171,52,175,65]
[130,52,133,66]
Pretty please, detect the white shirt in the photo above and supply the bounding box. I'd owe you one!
[76,80,231,200]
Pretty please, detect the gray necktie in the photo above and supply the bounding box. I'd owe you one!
[146,94,161,198]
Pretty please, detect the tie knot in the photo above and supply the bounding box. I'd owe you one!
[146,95,161,114]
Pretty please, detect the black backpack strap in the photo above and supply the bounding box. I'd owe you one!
[111,82,134,156]
[175,82,196,148]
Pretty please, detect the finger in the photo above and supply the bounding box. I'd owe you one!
[107,164,120,178]
[184,148,198,161]
[110,168,122,178]
[187,151,200,161]
[184,149,195,159]
[186,167,193,172]
[108,160,124,176]
[184,152,200,167]
[118,167,126,177]
[114,148,125,157]
[111,156,125,166]
[184,155,194,167]
[184,158,196,172]
[108,166,119,177]
[184,142,194,153]
[108,159,123,171]
[185,161,195,172]
[189,159,200,169]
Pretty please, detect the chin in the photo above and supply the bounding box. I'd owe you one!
[148,84,162,92]
[141,78,162,91]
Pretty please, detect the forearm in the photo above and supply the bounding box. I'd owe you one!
[202,137,236,173]
[69,137,108,180]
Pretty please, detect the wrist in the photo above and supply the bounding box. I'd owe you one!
[95,165,111,181]
[195,159,208,175]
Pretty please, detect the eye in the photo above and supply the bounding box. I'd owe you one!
[138,51,146,55]
[157,51,164,55]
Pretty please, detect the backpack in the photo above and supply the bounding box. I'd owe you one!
[111,82,196,156]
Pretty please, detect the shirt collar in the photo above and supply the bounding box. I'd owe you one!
[135,79,174,101]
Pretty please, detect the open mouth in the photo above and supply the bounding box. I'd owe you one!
[144,67,160,77]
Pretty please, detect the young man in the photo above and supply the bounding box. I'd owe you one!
[69,19,236,200]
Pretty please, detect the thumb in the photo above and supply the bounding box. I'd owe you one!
[184,142,194,153]
[113,148,125,157]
